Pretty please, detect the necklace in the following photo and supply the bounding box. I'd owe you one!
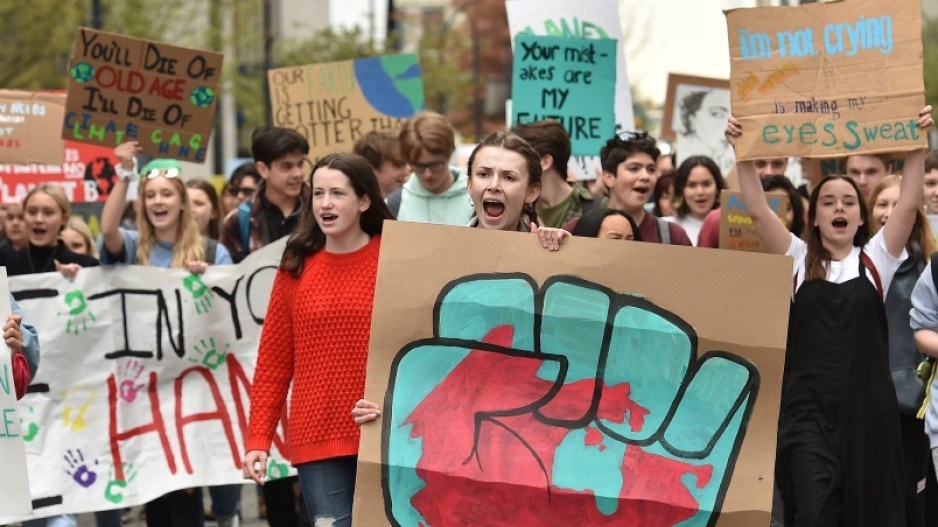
[26,244,58,274]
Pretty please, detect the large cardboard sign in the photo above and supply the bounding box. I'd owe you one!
[0,269,31,517]
[512,35,617,157]
[726,0,926,160]
[507,0,635,179]
[64,28,223,163]
[354,222,792,526]
[720,190,790,252]
[0,241,292,522]
[268,54,425,162]
[0,90,67,166]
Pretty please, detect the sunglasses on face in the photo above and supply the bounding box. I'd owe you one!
[236,187,256,198]
[143,168,181,180]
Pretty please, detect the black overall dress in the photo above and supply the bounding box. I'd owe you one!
[776,254,904,526]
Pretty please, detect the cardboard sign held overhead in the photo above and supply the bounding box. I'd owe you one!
[720,190,790,252]
[63,28,223,163]
[267,54,425,162]
[725,0,926,160]
[506,0,635,179]
[512,35,617,156]
[354,222,793,526]
[0,90,67,165]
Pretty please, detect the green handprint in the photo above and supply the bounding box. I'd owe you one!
[59,289,96,334]
[267,457,290,481]
[183,273,214,315]
[188,337,229,370]
[385,275,758,527]
[20,405,39,442]
[104,463,138,504]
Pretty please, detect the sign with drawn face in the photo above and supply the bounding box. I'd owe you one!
[63,28,223,163]
[507,0,635,180]
[726,0,926,160]
[0,241,291,523]
[354,222,792,526]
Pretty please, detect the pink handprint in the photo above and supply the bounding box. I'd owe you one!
[117,359,145,403]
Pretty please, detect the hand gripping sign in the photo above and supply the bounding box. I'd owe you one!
[383,275,759,526]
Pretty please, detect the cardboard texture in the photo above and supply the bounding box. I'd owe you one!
[720,190,790,252]
[63,28,223,162]
[726,0,926,160]
[0,268,31,517]
[354,222,792,527]
[506,0,635,180]
[511,35,617,156]
[0,90,67,165]
[267,54,425,162]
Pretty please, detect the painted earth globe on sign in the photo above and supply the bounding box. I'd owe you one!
[190,86,215,108]
[354,55,425,118]
[71,62,95,83]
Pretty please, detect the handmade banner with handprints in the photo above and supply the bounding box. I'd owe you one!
[0,240,292,523]
[0,90,67,166]
[64,28,223,162]
[353,222,792,527]
[512,35,616,156]
[726,0,926,160]
[507,0,635,179]
[268,54,425,162]
[0,268,31,518]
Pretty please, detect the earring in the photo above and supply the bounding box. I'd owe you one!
[469,196,475,207]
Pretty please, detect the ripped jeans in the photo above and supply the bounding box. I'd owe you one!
[297,456,357,527]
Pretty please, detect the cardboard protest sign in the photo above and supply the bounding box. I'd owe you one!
[0,90,67,165]
[512,35,616,156]
[64,28,223,162]
[354,222,792,526]
[726,0,926,160]
[507,0,635,179]
[0,140,119,204]
[720,190,790,252]
[0,268,32,518]
[268,54,425,161]
[0,241,294,522]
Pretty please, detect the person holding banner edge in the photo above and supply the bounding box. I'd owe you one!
[727,105,934,527]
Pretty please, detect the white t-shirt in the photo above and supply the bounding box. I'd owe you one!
[663,215,705,246]
[787,228,906,296]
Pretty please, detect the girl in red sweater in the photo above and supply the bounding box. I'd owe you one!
[242,152,393,527]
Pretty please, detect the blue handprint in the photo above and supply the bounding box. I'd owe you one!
[384,275,758,527]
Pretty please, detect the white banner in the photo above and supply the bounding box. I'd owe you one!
[507,0,635,180]
[0,240,293,522]
[0,267,32,518]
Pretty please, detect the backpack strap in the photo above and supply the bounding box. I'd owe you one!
[238,201,252,251]
[203,238,217,264]
[655,216,671,244]
[931,252,938,290]
[859,251,883,301]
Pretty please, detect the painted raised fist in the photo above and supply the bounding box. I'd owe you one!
[384,275,759,526]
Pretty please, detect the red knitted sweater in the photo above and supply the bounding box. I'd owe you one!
[246,235,380,465]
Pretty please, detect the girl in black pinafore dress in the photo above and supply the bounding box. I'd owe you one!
[727,107,934,527]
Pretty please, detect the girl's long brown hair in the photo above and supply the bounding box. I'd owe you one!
[804,175,870,282]
[868,175,937,261]
[280,153,393,277]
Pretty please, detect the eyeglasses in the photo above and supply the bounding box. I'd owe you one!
[412,161,446,174]
[236,187,256,198]
[143,168,181,180]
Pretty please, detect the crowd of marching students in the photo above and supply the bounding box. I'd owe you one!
[6,104,938,527]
